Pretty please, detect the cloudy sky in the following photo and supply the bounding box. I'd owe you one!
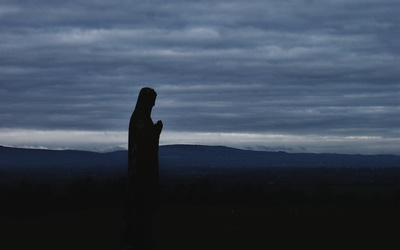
[1,0,399,154]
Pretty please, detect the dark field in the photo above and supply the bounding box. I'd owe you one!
[2,172,400,250]
[2,165,400,249]
[2,140,400,249]
[2,205,399,250]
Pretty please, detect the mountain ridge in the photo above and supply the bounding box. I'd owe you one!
[1,144,400,169]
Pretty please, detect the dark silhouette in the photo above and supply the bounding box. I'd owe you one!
[120,87,163,250]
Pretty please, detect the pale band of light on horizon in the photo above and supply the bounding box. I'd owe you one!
[1,129,398,155]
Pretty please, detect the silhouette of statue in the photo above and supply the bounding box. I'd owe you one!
[120,87,163,250]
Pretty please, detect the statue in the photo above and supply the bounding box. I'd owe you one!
[121,87,163,250]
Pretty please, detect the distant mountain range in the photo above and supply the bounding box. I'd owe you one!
[1,144,400,170]
[2,144,400,187]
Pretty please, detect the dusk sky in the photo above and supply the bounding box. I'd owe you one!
[1,0,399,154]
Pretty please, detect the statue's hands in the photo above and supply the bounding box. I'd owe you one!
[155,120,163,136]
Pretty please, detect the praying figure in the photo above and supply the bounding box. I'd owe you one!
[121,87,163,250]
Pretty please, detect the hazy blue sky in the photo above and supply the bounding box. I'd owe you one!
[1,0,399,154]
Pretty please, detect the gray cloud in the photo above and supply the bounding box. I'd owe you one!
[0,0,399,153]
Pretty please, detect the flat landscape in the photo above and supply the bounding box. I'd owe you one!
[1,145,400,249]
[2,205,399,250]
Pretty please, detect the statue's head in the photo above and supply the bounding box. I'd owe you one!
[134,87,157,115]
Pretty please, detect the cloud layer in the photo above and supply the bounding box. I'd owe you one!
[1,0,399,153]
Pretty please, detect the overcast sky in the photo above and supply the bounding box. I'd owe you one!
[1,0,399,154]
